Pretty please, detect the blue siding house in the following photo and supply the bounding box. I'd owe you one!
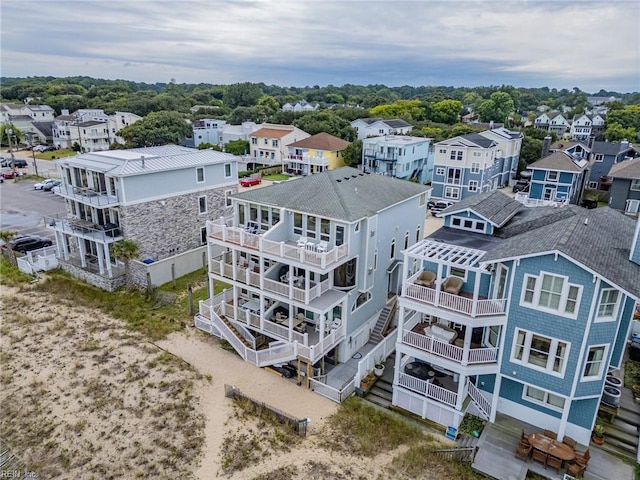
[431,128,522,202]
[588,140,640,190]
[393,190,640,445]
[361,135,431,182]
[527,147,590,204]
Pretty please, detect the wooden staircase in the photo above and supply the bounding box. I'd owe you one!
[370,296,397,344]
[219,314,253,349]
[593,390,639,463]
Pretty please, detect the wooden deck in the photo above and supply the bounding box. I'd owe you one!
[472,412,635,480]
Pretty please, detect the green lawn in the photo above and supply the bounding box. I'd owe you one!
[263,173,289,181]
[35,148,76,160]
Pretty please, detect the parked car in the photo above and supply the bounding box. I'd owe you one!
[1,169,21,179]
[240,177,262,187]
[0,158,27,168]
[42,179,61,191]
[8,235,53,253]
[512,179,530,193]
[34,178,60,190]
[431,200,454,216]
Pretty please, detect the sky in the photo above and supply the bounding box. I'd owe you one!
[1,0,639,93]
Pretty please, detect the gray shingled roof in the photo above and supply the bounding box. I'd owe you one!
[385,119,412,128]
[32,121,54,137]
[482,206,640,298]
[528,151,586,172]
[609,157,640,179]
[460,133,496,148]
[233,167,429,222]
[442,190,522,227]
[592,141,627,156]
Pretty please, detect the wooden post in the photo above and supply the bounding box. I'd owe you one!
[187,284,194,315]
[171,263,176,289]
[146,272,152,298]
[306,362,312,389]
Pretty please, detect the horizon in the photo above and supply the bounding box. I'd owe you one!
[2,1,639,93]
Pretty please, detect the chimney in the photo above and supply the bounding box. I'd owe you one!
[631,217,640,266]
[489,120,494,129]
[542,136,552,158]
[588,133,595,150]
[620,138,629,152]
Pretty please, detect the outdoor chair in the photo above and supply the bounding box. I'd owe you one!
[566,461,587,478]
[515,441,532,461]
[562,435,577,450]
[543,429,557,440]
[531,448,548,467]
[415,270,436,287]
[574,448,590,466]
[520,429,531,445]
[546,455,563,474]
[442,276,464,295]
[297,236,308,247]
[317,240,328,253]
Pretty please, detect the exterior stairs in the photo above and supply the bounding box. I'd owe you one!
[433,433,479,463]
[219,314,253,349]
[370,296,398,344]
[365,375,394,409]
[592,390,639,463]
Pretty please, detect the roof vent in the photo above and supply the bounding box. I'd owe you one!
[584,218,588,225]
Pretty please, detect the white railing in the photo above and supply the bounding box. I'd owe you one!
[398,373,457,407]
[404,283,506,317]
[207,220,349,269]
[357,328,398,382]
[402,330,499,366]
[514,192,564,208]
[54,184,120,206]
[309,377,355,403]
[467,380,491,419]
[468,346,499,364]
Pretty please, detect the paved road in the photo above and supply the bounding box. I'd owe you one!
[1,149,60,178]
[0,178,66,242]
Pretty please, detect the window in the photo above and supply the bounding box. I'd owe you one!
[419,193,426,206]
[450,150,463,161]
[198,196,207,214]
[306,215,316,239]
[512,329,569,375]
[293,212,302,235]
[444,186,460,199]
[390,239,396,259]
[596,289,619,320]
[594,154,604,162]
[583,345,607,379]
[588,181,598,189]
[523,385,565,411]
[416,225,421,242]
[546,171,559,182]
[631,179,640,191]
[435,167,445,176]
[520,273,581,318]
[225,189,233,207]
[404,231,409,249]
[320,218,330,242]
[272,139,279,147]
[196,167,205,183]
[471,162,480,174]
[626,199,640,214]
[251,138,257,145]
[469,181,478,192]
[449,267,466,280]
[447,168,462,185]
[352,291,372,311]
[224,163,232,178]
[200,226,207,245]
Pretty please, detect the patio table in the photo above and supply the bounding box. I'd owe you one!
[528,433,575,462]
[241,300,261,314]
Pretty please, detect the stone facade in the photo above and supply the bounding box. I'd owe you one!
[119,186,234,261]
[59,260,125,291]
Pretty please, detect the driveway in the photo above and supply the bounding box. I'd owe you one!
[0,178,65,242]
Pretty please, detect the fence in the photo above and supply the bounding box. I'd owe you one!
[224,384,308,436]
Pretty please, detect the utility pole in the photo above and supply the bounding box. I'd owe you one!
[6,128,15,170]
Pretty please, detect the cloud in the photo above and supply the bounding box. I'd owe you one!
[1,0,638,92]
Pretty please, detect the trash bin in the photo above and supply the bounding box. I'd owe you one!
[630,340,640,361]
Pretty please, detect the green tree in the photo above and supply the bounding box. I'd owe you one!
[118,111,191,147]
[257,95,280,112]
[476,91,516,124]
[224,139,250,156]
[604,122,637,142]
[0,230,18,265]
[520,136,544,168]
[111,239,140,289]
[607,105,640,131]
[430,99,463,124]
[369,99,424,121]
[293,111,357,139]
[342,140,362,166]
[223,82,263,109]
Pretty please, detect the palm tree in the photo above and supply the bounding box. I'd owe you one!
[0,230,18,266]
[111,239,139,289]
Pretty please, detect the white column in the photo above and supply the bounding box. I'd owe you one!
[490,375,502,422]
[96,243,105,275]
[104,243,113,278]
[455,374,466,410]
[556,398,571,442]
[77,237,87,267]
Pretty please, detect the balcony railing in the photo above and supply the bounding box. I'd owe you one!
[363,150,399,162]
[286,155,329,166]
[45,215,123,244]
[397,373,457,407]
[54,184,120,206]
[402,329,498,366]
[404,282,507,317]
[208,221,349,269]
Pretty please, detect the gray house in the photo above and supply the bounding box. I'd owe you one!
[608,157,640,216]
[47,145,239,290]
[195,168,429,395]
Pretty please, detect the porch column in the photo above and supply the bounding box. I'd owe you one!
[104,244,113,278]
[400,256,410,297]
[489,375,501,422]
[556,398,571,442]
[471,270,481,317]
[77,237,87,267]
[455,374,467,410]
[461,326,472,366]
[434,262,444,307]
[96,243,105,275]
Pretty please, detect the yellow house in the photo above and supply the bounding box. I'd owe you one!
[285,132,350,175]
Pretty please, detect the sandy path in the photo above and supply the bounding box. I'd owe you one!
[156,328,339,479]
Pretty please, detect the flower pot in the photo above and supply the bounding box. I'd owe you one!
[374,365,385,377]
[592,434,605,445]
